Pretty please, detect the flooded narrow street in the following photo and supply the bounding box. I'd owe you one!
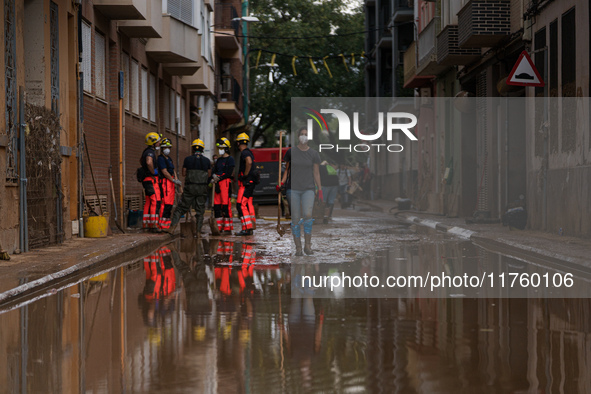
[1,229,591,393]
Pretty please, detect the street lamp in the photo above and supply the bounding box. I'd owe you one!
[240,8,259,128]
[232,16,259,22]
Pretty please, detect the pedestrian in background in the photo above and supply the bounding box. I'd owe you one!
[158,138,182,231]
[284,127,322,256]
[140,132,162,232]
[337,163,352,209]
[169,139,211,236]
[212,138,235,234]
[235,133,257,236]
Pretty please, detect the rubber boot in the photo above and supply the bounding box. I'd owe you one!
[304,234,314,255]
[293,234,303,256]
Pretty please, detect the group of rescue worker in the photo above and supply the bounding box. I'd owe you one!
[139,131,258,237]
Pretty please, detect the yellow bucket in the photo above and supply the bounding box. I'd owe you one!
[84,215,109,238]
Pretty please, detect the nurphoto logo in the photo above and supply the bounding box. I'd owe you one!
[303,107,417,153]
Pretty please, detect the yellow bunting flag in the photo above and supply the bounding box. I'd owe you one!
[255,50,262,69]
[292,56,298,75]
[270,54,276,67]
[323,56,333,78]
[339,54,349,72]
[309,57,318,74]
[351,53,355,66]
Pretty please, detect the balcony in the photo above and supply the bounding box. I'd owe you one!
[93,0,147,19]
[204,0,213,11]
[416,18,446,76]
[437,24,480,67]
[458,0,511,48]
[217,75,242,122]
[403,42,433,88]
[214,4,242,57]
[391,0,414,23]
[163,62,201,76]
[145,15,199,63]
[118,0,162,38]
[183,63,215,95]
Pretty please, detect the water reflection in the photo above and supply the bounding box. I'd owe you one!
[0,241,590,393]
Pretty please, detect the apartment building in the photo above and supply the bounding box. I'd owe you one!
[372,0,591,236]
[0,0,244,254]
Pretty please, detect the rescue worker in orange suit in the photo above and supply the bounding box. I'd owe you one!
[212,138,235,234]
[157,138,182,230]
[141,132,162,232]
[235,133,256,236]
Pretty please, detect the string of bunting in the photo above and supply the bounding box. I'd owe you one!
[251,49,367,77]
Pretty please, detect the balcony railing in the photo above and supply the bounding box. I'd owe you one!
[215,4,241,37]
[403,41,416,86]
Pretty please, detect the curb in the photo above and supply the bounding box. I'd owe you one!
[399,214,590,273]
[0,233,177,309]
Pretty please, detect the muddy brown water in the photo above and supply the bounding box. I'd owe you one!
[1,237,591,393]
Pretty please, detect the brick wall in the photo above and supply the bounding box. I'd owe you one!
[437,25,480,65]
[458,0,511,47]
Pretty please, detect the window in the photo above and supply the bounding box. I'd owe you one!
[149,74,156,122]
[94,31,106,98]
[176,93,181,135]
[561,8,576,97]
[181,97,186,136]
[164,85,170,129]
[121,53,130,110]
[534,27,545,98]
[131,60,139,114]
[141,68,148,119]
[170,89,177,132]
[168,0,193,26]
[549,20,558,97]
[81,21,92,92]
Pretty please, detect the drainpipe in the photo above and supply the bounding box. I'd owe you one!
[77,4,84,237]
[242,0,248,123]
[19,87,28,253]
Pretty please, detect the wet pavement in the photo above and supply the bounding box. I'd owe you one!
[1,206,591,393]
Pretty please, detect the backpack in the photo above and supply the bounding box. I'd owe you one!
[136,167,146,182]
[251,166,261,185]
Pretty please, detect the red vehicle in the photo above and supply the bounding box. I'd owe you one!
[250,147,289,204]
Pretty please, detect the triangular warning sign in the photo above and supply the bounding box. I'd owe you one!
[507,50,544,87]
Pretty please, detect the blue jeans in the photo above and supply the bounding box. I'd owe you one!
[287,189,315,236]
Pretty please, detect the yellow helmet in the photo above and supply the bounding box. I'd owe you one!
[145,132,161,146]
[191,139,205,149]
[216,137,231,149]
[161,138,172,147]
[236,133,250,145]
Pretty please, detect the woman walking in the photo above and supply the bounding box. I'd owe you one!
[282,128,322,256]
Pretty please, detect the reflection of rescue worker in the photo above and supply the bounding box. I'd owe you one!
[141,132,162,231]
[158,138,182,230]
[239,243,256,292]
[169,139,211,235]
[212,138,235,234]
[142,247,176,300]
[235,133,256,236]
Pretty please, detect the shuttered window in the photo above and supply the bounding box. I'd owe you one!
[164,85,170,129]
[149,74,156,122]
[131,60,139,114]
[121,53,130,110]
[168,0,193,26]
[181,97,186,136]
[94,31,106,99]
[81,22,92,92]
[141,68,148,118]
[176,94,181,135]
[170,89,177,132]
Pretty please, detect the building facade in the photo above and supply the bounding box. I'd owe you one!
[368,0,591,236]
[0,0,244,254]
